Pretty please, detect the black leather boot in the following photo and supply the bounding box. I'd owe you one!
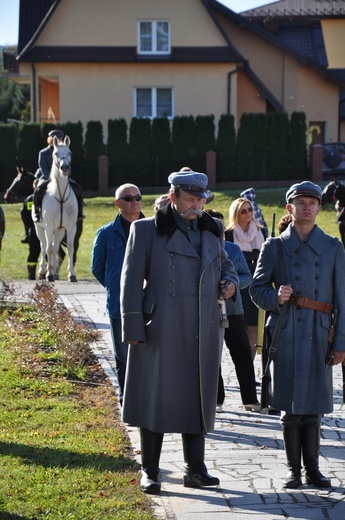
[282,415,302,488]
[182,433,219,488]
[33,182,48,222]
[27,264,36,280]
[140,427,164,494]
[302,415,331,488]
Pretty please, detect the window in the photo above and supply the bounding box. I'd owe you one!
[135,88,173,119]
[138,20,170,54]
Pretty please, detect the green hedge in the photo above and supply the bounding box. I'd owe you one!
[0,123,17,191]
[0,112,309,192]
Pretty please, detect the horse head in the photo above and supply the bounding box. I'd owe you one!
[52,135,72,179]
[321,178,338,206]
[4,167,35,203]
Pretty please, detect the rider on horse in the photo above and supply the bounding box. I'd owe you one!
[33,129,84,222]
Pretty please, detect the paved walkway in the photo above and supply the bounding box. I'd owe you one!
[11,280,345,519]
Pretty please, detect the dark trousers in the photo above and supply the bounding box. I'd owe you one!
[110,317,128,405]
[218,314,258,405]
[140,427,206,477]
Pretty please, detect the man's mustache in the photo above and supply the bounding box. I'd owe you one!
[180,208,203,218]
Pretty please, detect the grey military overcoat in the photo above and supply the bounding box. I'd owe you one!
[120,206,239,434]
[250,223,345,414]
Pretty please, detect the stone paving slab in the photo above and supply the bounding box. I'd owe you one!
[9,281,345,519]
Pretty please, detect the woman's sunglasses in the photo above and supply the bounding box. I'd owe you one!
[240,207,253,215]
[119,195,142,202]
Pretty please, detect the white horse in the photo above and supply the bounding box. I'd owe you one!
[33,135,78,282]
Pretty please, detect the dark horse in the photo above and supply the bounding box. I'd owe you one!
[4,166,35,203]
[321,178,345,247]
[3,167,83,269]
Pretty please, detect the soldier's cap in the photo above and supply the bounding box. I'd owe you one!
[168,171,208,198]
[48,129,64,139]
[286,181,322,203]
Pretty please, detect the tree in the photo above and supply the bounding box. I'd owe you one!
[0,77,29,122]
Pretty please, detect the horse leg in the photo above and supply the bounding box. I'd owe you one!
[66,222,77,282]
[47,227,65,281]
[34,223,47,279]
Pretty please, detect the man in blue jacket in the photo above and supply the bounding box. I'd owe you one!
[91,183,144,405]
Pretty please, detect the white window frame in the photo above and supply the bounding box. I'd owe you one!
[138,20,170,55]
[134,87,174,119]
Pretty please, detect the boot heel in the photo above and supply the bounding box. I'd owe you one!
[183,475,197,488]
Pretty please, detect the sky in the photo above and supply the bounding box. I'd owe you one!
[0,0,270,47]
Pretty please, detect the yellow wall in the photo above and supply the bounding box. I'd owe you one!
[37,0,226,47]
[35,62,236,138]
[322,19,345,68]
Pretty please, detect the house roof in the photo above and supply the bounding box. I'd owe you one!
[18,0,57,54]
[241,0,345,18]
[17,45,242,64]
[207,0,345,89]
[263,22,328,66]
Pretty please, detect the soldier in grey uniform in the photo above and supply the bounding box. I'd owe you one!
[250,181,345,489]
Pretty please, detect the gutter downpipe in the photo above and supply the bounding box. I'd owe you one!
[31,63,37,122]
[227,68,238,115]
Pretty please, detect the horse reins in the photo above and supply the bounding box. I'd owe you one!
[54,155,72,229]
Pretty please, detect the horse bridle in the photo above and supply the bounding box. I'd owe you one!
[53,153,72,229]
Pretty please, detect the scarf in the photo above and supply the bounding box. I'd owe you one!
[233,221,264,252]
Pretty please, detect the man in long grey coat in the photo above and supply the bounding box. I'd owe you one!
[250,181,345,489]
[120,171,239,494]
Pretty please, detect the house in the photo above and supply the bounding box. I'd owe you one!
[4,0,345,145]
[236,0,345,144]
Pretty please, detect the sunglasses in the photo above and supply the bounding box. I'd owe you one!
[240,207,253,215]
[119,195,142,202]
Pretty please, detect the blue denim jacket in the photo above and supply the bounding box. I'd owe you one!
[91,214,127,319]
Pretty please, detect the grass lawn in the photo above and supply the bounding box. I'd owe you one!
[0,187,340,281]
[0,284,155,519]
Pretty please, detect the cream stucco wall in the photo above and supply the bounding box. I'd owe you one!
[29,62,238,139]
[322,19,345,68]
[37,0,226,47]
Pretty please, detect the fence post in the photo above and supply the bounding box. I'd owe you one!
[205,150,217,188]
[310,144,323,182]
[98,155,109,194]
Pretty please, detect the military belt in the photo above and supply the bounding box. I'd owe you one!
[288,295,333,314]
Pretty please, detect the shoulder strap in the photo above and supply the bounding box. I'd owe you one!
[276,237,286,285]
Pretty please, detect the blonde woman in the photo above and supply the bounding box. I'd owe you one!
[225,197,265,359]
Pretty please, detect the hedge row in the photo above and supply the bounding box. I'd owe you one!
[0,112,308,192]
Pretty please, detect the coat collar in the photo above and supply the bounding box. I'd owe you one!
[155,203,221,238]
[280,223,326,256]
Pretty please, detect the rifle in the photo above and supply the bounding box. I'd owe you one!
[260,323,272,413]
[260,213,275,413]
[325,308,344,403]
